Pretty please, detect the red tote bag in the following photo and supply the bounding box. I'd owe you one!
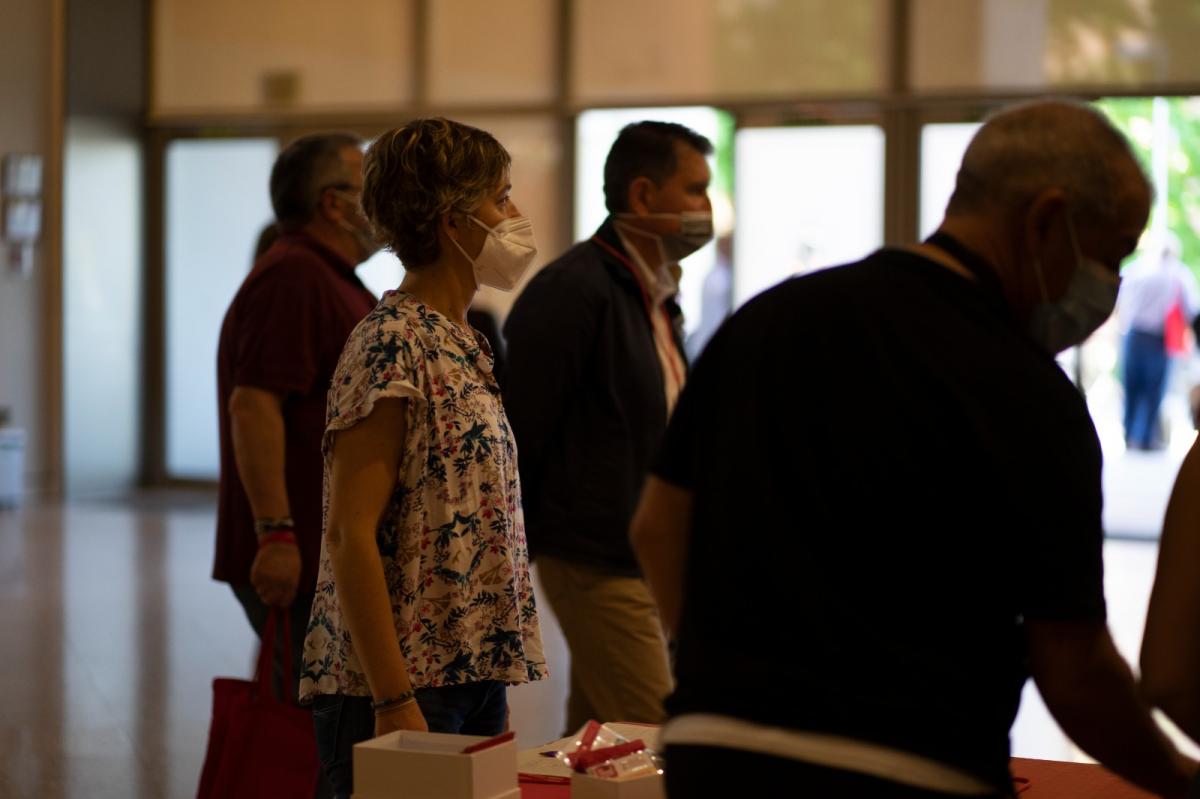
[196,609,321,799]
[1165,295,1188,356]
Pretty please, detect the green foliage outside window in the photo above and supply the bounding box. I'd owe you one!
[1097,96,1200,281]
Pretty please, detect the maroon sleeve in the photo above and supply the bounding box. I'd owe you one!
[231,259,325,396]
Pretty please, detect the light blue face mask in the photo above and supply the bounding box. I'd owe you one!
[1027,214,1121,355]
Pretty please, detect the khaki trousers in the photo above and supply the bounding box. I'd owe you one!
[536,555,673,733]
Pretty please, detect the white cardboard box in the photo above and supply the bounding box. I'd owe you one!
[352,729,518,799]
[571,771,665,799]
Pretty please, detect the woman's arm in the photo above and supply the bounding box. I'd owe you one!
[326,397,427,734]
[1141,435,1200,742]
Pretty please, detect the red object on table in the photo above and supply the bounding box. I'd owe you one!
[519,757,1157,799]
[461,730,516,754]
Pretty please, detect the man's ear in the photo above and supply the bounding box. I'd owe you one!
[626,176,657,216]
[316,187,341,222]
[1023,188,1068,255]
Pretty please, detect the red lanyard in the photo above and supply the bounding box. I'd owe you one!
[590,236,685,390]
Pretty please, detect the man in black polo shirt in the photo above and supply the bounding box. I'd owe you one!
[631,101,1198,797]
[503,121,712,732]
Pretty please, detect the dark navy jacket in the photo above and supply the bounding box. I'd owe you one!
[502,218,686,575]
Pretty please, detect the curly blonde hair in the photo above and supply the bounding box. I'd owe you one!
[362,118,511,269]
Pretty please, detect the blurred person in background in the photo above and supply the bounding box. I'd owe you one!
[215,131,378,799]
[1117,230,1200,450]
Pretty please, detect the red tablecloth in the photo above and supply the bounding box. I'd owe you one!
[1012,757,1156,798]
[519,758,1157,798]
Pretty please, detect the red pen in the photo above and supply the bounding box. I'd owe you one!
[572,740,646,773]
[460,730,515,754]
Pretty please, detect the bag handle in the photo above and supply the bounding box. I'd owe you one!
[254,608,295,705]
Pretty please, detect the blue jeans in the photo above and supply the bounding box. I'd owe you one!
[312,681,507,799]
[1123,329,1170,449]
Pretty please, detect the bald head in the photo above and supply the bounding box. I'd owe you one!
[946,100,1149,229]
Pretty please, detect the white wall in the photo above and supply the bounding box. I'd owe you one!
[152,0,415,113]
[0,0,61,496]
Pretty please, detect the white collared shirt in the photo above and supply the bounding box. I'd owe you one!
[614,227,686,415]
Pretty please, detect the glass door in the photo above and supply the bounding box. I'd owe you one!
[733,123,886,306]
[164,137,278,480]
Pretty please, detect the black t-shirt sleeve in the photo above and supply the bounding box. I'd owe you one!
[1013,380,1107,622]
[652,370,701,489]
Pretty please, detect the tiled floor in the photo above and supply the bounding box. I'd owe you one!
[0,492,1171,797]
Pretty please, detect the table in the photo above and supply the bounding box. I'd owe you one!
[1012,757,1156,798]
[518,758,1157,798]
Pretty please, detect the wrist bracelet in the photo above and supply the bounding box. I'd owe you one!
[254,516,294,535]
[374,697,417,715]
[372,690,417,714]
[258,530,297,548]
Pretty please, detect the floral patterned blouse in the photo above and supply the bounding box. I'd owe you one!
[299,291,546,701]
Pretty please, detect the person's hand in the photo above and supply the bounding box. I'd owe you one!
[250,541,301,607]
[375,700,428,736]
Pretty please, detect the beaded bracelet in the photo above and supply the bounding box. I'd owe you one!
[254,516,295,535]
[372,689,417,714]
[257,530,298,548]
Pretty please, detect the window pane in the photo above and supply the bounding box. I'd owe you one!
[572,0,887,104]
[919,123,981,239]
[356,250,400,300]
[1093,97,1200,538]
[428,0,557,104]
[574,107,735,356]
[153,0,414,113]
[64,119,143,495]
[912,0,1200,91]
[166,138,277,479]
[734,126,885,305]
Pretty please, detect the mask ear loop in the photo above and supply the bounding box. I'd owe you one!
[330,189,373,246]
[445,207,481,266]
[1064,212,1120,287]
[1064,210,1085,273]
[1031,257,1051,304]
[1032,207,1077,304]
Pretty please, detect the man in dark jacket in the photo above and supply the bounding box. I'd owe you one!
[502,121,712,732]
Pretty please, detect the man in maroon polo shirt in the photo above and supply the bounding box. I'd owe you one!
[214,132,378,703]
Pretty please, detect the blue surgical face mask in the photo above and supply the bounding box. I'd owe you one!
[1027,214,1120,355]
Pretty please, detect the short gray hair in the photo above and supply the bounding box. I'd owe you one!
[946,100,1149,227]
[269,132,362,229]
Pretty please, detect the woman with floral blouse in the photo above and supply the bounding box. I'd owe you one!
[299,118,546,798]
